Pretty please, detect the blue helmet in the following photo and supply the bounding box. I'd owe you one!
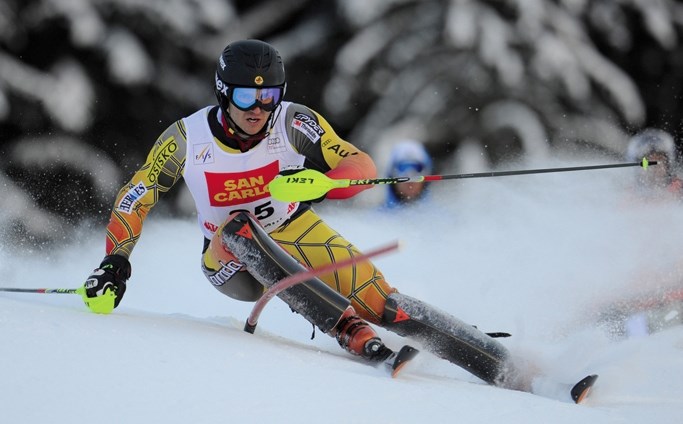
[385,140,433,208]
[387,140,433,177]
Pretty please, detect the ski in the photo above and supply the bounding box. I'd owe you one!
[571,374,598,404]
[531,373,599,403]
[384,345,419,378]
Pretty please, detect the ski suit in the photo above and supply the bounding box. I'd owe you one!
[104,101,513,386]
[104,102,395,323]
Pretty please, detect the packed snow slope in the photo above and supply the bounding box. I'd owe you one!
[2,157,683,424]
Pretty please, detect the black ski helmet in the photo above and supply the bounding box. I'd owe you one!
[215,39,286,112]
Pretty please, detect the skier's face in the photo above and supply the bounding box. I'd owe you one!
[395,182,425,202]
[228,103,272,135]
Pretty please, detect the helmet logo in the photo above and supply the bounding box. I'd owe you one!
[254,76,264,86]
[219,56,226,70]
[215,74,228,96]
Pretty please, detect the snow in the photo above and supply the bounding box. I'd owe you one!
[10,137,122,200]
[480,100,550,160]
[104,28,153,85]
[2,158,683,423]
[0,52,94,132]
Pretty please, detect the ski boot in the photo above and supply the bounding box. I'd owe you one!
[334,308,393,361]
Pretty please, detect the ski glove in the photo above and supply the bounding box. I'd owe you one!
[278,166,326,203]
[82,254,131,314]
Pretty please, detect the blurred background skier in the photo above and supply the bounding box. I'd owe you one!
[383,139,433,209]
[595,128,683,338]
[626,128,682,199]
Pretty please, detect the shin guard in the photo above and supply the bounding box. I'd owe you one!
[221,212,351,334]
[383,292,511,385]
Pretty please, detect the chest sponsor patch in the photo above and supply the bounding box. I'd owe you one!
[116,182,147,214]
[292,113,324,143]
[203,221,218,234]
[205,161,279,206]
[267,136,287,154]
[194,143,214,165]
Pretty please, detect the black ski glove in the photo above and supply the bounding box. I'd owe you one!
[82,254,132,314]
[279,166,326,203]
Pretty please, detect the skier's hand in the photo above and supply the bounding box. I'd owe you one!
[82,254,131,314]
[279,165,307,177]
[278,166,326,203]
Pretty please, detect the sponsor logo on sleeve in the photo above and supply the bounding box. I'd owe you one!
[116,182,147,214]
[326,143,358,158]
[194,143,214,165]
[148,138,178,182]
[204,161,279,206]
[291,113,325,143]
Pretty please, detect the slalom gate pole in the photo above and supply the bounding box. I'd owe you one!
[0,287,82,294]
[244,241,400,334]
[268,159,657,202]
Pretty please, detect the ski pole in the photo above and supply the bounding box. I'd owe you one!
[0,287,83,294]
[0,286,116,314]
[244,241,400,334]
[268,158,657,202]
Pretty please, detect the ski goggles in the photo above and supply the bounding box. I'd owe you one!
[229,86,284,112]
[394,162,425,174]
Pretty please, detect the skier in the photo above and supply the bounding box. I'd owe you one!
[81,39,587,396]
[598,128,683,338]
[383,139,433,209]
[626,128,682,198]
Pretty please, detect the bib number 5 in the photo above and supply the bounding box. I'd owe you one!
[230,201,275,221]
